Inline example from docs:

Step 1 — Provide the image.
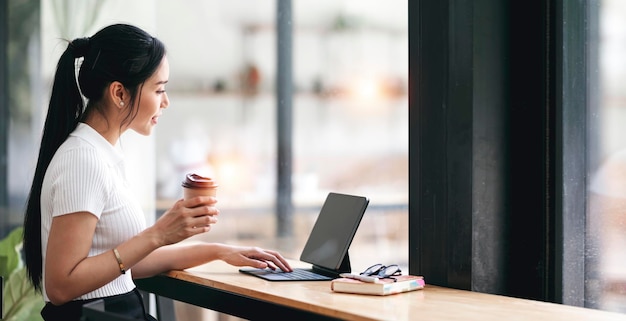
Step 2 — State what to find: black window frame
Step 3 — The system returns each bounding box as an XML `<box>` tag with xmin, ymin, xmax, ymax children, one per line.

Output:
<box><xmin>409</xmin><ymin>0</ymin><xmax>589</xmax><ymax>306</ymax></box>
<box><xmin>0</xmin><ymin>0</ymin><xmax>594</xmax><ymax>308</ymax></box>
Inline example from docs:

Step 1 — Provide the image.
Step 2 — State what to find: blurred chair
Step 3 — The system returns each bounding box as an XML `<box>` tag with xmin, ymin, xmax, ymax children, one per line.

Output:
<box><xmin>139</xmin><ymin>290</ymin><xmax>177</xmax><ymax>321</ymax></box>
<box><xmin>81</xmin><ymin>300</ymin><xmax>139</xmax><ymax>321</ymax></box>
<box><xmin>82</xmin><ymin>290</ymin><xmax>175</xmax><ymax>321</ymax></box>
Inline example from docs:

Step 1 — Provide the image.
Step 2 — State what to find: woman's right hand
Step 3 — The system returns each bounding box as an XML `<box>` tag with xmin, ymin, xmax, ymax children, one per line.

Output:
<box><xmin>150</xmin><ymin>196</ymin><xmax>219</xmax><ymax>246</ymax></box>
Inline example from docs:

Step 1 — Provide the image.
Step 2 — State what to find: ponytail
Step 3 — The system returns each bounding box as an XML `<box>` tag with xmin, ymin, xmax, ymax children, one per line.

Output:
<box><xmin>23</xmin><ymin>24</ymin><xmax>165</xmax><ymax>291</ymax></box>
<box><xmin>23</xmin><ymin>38</ymin><xmax>88</xmax><ymax>291</ymax></box>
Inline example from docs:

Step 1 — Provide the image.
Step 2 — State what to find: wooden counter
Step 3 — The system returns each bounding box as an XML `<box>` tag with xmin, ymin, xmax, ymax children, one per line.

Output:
<box><xmin>135</xmin><ymin>260</ymin><xmax>626</xmax><ymax>321</ymax></box>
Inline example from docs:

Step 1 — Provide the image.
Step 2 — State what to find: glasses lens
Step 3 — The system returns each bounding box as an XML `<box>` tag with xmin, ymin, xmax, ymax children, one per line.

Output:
<box><xmin>378</xmin><ymin>265</ymin><xmax>401</xmax><ymax>277</ymax></box>
<box><xmin>360</xmin><ymin>264</ymin><xmax>384</xmax><ymax>276</ymax></box>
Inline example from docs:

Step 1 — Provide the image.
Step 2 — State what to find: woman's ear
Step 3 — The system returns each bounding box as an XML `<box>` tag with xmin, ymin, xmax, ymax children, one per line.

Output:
<box><xmin>108</xmin><ymin>81</ymin><xmax>127</xmax><ymax>108</ymax></box>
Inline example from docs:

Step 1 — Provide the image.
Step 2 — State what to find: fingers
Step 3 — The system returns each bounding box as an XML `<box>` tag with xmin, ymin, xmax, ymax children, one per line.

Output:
<box><xmin>190</xmin><ymin>205</ymin><xmax>219</xmax><ymax>217</ymax></box>
<box><xmin>246</xmin><ymin>248</ymin><xmax>293</xmax><ymax>272</ymax></box>
<box><xmin>182</xmin><ymin>209</ymin><xmax>218</xmax><ymax>239</ymax></box>
<box><xmin>188</xmin><ymin>206</ymin><xmax>219</xmax><ymax>236</ymax></box>
<box><xmin>180</xmin><ymin>198</ymin><xmax>219</xmax><ymax>231</ymax></box>
<box><xmin>158</xmin><ymin>198</ymin><xmax>219</xmax><ymax>242</ymax></box>
<box><xmin>191</xmin><ymin>213</ymin><xmax>218</xmax><ymax>229</ymax></box>
<box><xmin>268</xmin><ymin>250</ymin><xmax>293</xmax><ymax>272</ymax></box>
<box><xmin>183</xmin><ymin>196</ymin><xmax>218</xmax><ymax>208</ymax></box>
<box><xmin>194</xmin><ymin>225</ymin><xmax>212</xmax><ymax>234</ymax></box>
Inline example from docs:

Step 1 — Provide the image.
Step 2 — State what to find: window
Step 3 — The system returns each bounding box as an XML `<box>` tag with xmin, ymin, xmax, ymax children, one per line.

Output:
<box><xmin>152</xmin><ymin>0</ymin><xmax>408</xmax><ymax>272</ymax></box>
<box><xmin>586</xmin><ymin>0</ymin><xmax>626</xmax><ymax>312</ymax></box>
<box><xmin>3</xmin><ymin>1</ymin><xmax>408</xmax><ymax>318</ymax></box>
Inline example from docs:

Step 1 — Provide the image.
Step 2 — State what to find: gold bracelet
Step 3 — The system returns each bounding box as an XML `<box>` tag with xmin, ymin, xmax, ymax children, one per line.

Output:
<box><xmin>113</xmin><ymin>248</ymin><xmax>126</xmax><ymax>274</ymax></box>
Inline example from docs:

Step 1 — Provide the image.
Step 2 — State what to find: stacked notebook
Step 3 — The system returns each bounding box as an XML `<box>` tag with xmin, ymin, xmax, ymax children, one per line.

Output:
<box><xmin>331</xmin><ymin>275</ymin><xmax>425</xmax><ymax>296</ymax></box>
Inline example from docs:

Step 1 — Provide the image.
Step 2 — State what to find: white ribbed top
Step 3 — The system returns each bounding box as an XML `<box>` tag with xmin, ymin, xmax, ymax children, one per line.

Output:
<box><xmin>41</xmin><ymin>123</ymin><xmax>146</xmax><ymax>301</ymax></box>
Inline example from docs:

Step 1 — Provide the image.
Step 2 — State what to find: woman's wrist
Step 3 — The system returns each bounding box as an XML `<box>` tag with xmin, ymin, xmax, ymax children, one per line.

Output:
<box><xmin>139</xmin><ymin>226</ymin><xmax>167</xmax><ymax>248</ymax></box>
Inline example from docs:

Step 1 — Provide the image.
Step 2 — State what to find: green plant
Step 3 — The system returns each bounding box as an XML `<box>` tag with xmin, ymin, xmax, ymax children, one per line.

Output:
<box><xmin>1</xmin><ymin>227</ymin><xmax>44</xmax><ymax>321</ymax></box>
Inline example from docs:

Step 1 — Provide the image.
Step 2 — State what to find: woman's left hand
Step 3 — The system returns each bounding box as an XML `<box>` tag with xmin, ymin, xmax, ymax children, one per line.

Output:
<box><xmin>219</xmin><ymin>245</ymin><xmax>293</xmax><ymax>272</ymax></box>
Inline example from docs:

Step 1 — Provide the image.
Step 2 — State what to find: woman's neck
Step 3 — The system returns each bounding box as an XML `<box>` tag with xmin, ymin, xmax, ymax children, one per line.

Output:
<box><xmin>83</xmin><ymin>112</ymin><xmax>125</xmax><ymax>146</ymax></box>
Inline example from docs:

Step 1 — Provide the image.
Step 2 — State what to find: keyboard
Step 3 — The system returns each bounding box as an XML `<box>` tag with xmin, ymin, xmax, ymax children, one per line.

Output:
<box><xmin>274</xmin><ymin>268</ymin><xmax>332</xmax><ymax>280</ymax></box>
<box><xmin>239</xmin><ymin>267</ymin><xmax>335</xmax><ymax>281</ymax></box>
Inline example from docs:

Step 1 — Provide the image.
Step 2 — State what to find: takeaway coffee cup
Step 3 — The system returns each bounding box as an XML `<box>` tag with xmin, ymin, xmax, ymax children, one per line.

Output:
<box><xmin>181</xmin><ymin>173</ymin><xmax>218</xmax><ymax>200</ymax></box>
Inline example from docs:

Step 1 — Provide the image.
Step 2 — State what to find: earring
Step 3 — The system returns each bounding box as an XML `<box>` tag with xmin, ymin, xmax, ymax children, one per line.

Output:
<box><xmin>120</xmin><ymin>101</ymin><xmax>125</xmax><ymax>107</ymax></box>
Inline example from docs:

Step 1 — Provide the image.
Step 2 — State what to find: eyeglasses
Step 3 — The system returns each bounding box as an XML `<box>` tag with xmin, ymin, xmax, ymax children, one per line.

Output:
<box><xmin>359</xmin><ymin>264</ymin><xmax>402</xmax><ymax>281</ymax></box>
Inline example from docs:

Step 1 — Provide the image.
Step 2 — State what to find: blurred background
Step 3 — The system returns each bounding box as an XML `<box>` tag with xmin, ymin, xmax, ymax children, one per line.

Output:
<box><xmin>3</xmin><ymin>0</ymin><xmax>407</xmax><ymax>319</ymax></box>
<box><xmin>4</xmin><ymin>0</ymin><xmax>626</xmax><ymax>319</ymax></box>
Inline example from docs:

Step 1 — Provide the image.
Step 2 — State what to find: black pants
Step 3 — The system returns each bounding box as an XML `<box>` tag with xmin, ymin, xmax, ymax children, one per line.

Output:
<box><xmin>41</xmin><ymin>288</ymin><xmax>157</xmax><ymax>321</ymax></box>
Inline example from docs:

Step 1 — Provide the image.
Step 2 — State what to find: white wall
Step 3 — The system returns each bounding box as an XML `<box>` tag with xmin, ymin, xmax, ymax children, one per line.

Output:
<box><xmin>37</xmin><ymin>0</ymin><xmax>409</xmax><ymax>209</ymax></box>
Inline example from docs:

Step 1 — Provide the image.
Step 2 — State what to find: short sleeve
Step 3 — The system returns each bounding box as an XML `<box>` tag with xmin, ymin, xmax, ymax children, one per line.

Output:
<box><xmin>48</xmin><ymin>147</ymin><xmax>111</xmax><ymax>218</ymax></box>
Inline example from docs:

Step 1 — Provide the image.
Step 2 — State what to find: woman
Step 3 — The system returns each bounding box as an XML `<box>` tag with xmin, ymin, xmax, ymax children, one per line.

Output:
<box><xmin>22</xmin><ymin>24</ymin><xmax>292</xmax><ymax>321</ymax></box>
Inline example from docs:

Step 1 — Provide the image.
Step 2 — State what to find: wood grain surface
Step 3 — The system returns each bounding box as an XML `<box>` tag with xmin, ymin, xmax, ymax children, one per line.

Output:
<box><xmin>156</xmin><ymin>260</ymin><xmax>626</xmax><ymax>321</ymax></box>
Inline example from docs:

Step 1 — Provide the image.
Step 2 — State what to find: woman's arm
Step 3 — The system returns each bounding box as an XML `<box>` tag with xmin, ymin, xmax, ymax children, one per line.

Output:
<box><xmin>45</xmin><ymin>212</ymin><xmax>162</xmax><ymax>305</ymax></box>
<box><xmin>132</xmin><ymin>243</ymin><xmax>293</xmax><ymax>279</ymax></box>
<box><xmin>45</xmin><ymin>197</ymin><xmax>217</xmax><ymax>305</ymax></box>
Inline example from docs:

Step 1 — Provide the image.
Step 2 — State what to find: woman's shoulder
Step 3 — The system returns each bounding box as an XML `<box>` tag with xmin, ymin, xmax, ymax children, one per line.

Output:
<box><xmin>53</xmin><ymin>135</ymin><xmax>101</xmax><ymax>162</ymax></box>
<box><xmin>54</xmin><ymin>125</ymin><xmax>119</xmax><ymax>164</ymax></box>
<box><xmin>45</xmin><ymin>140</ymin><xmax>113</xmax><ymax>193</ymax></box>
<box><xmin>48</xmin><ymin>137</ymin><xmax>111</xmax><ymax>179</ymax></box>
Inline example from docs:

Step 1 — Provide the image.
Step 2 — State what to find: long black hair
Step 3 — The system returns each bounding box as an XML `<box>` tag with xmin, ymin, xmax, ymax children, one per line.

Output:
<box><xmin>23</xmin><ymin>24</ymin><xmax>166</xmax><ymax>291</ymax></box>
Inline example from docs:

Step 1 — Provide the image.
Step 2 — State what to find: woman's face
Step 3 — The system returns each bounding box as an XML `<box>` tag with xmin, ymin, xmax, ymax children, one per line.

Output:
<box><xmin>129</xmin><ymin>57</ymin><xmax>170</xmax><ymax>136</ymax></box>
